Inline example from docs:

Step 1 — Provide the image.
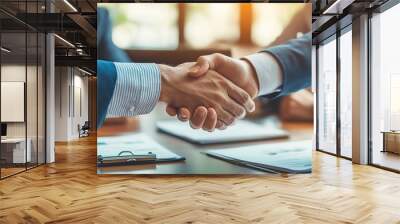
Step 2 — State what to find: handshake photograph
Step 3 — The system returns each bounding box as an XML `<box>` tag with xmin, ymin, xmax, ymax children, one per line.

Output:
<box><xmin>2</xmin><ymin>0</ymin><xmax>400</xmax><ymax>223</ymax></box>
<box><xmin>97</xmin><ymin>3</ymin><xmax>313</xmax><ymax>174</ymax></box>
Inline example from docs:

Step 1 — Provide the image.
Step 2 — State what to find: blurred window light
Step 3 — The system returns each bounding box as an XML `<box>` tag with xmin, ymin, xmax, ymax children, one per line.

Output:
<box><xmin>252</xmin><ymin>4</ymin><xmax>305</xmax><ymax>47</ymax></box>
<box><xmin>391</xmin><ymin>75</ymin><xmax>400</xmax><ymax>113</ymax></box>
<box><xmin>339</xmin><ymin>30</ymin><xmax>352</xmax><ymax>158</ymax></box>
<box><xmin>184</xmin><ymin>3</ymin><xmax>239</xmax><ymax>49</ymax></box>
<box><xmin>372</xmin><ymin>3</ymin><xmax>400</xmax><ymax>130</ymax></box>
<box><xmin>101</xmin><ymin>3</ymin><xmax>179</xmax><ymax>50</ymax></box>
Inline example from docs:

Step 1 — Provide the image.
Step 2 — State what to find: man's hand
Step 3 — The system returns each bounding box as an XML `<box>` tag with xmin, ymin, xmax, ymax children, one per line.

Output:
<box><xmin>166</xmin><ymin>54</ymin><xmax>260</xmax><ymax>131</ymax></box>
<box><xmin>190</xmin><ymin>53</ymin><xmax>259</xmax><ymax>98</ymax></box>
<box><xmin>159</xmin><ymin>62</ymin><xmax>254</xmax><ymax>127</ymax></box>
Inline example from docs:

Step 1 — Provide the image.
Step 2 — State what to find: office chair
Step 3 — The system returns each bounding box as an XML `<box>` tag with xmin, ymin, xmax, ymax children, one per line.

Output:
<box><xmin>79</xmin><ymin>121</ymin><xmax>90</xmax><ymax>138</ymax></box>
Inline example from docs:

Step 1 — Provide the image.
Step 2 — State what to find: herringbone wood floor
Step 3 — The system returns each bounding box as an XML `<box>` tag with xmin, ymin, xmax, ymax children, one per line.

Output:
<box><xmin>1</xmin><ymin>135</ymin><xmax>400</xmax><ymax>224</ymax></box>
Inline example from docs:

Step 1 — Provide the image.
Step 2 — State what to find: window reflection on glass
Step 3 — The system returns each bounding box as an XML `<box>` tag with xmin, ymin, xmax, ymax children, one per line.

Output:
<box><xmin>318</xmin><ymin>39</ymin><xmax>337</xmax><ymax>154</ymax></box>
<box><xmin>184</xmin><ymin>4</ymin><xmax>239</xmax><ymax>48</ymax></box>
<box><xmin>340</xmin><ymin>30</ymin><xmax>352</xmax><ymax>158</ymax></box>
<box><xmin>252</xmin><ymin>4</ymin><xmax>306</xmax><ymax>47</ymax></box>
<box><xmin>101</xmin><ymin>3</ymin><xmax>179</xmax><ymax>50</ymax></box>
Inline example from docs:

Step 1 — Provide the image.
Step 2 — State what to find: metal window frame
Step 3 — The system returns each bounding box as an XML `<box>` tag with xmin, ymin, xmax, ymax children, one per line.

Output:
<box><xmin>315</xmin><ymin>32</ymin><xmax>340</xmax><ymax>157</ymax></box>
<box><xmin>314</xmin><ymin>20</ymin><xmax>353</xmax><ymax>161</ymax></box>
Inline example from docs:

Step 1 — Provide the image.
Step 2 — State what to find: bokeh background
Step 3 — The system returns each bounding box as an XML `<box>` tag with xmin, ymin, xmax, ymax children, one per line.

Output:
<box><xmin>100</xmin><ymin>3</ymin><xmax>310</xmax><ymax>54</ymax></box>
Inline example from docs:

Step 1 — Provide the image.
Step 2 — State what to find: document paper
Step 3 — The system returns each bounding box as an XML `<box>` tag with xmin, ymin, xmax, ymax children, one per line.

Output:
<box><xmin>98</xmin><ymin>133</ymin><xmax>182</xmax><ymax>160</ymax></box>
<box><xmin>206</xmin><ymin>140</ymin><xmax>312</xmax><ymax>173</ymax></box>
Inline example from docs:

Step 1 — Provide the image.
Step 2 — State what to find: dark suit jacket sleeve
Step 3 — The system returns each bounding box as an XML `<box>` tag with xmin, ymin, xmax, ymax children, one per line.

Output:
<box><xmin>263</xmin><ymin>33</ymin><xmax>311</xmax><ymax>97</ymax></box>
<box><xmin>97</xmin><ymin>60</ymin><xmax>117</xmax><ymax>128</ymax></box>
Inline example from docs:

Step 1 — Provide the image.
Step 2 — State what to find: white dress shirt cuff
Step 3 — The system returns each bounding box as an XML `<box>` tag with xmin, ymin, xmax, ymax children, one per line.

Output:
<box><xmin>106</xmin><ymin>62</ymin><xmax>161</xmax><ymax>117</ymax></box>
<box><xmin>244</xmin><ymin>52</ymin><xmax>283</xmax><ymax>97</ymax></box>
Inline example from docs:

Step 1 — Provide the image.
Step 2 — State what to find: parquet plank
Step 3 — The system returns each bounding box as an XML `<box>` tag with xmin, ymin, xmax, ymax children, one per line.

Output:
<box><xmin>0</xmin><ymin>135</ymin><xmax>400</xmax><ymax>224</ymax></box>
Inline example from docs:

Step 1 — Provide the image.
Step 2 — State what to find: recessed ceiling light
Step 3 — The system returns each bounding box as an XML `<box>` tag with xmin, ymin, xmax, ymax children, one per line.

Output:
<box><xmin>78</xmin><ymin>67</ymin><xmax>93</xmax><ymax>76</ymax></box>
<box><xmin>54</xmin><ymin>34</ymin><xmax>75</xmax><ymax>48</ymax></box>
<box><xmin>63</xmin><ymin>0</ymin><xmax>78</xmax><ymax>12</ymax></box>
<box><xmin>322</xmin><ymin>0</ymin><xmax>354</xmax><ymax>15</ymax></box>
<box><xmin>1</xmin><ymin>47</ymin><xmax>11</xmax><ymax>53</ymax></box>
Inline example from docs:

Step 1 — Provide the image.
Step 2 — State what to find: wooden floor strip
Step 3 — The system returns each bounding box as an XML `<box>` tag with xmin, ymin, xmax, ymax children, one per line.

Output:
<box><xmin>0</xmin><ymin>135</ymin><xmax>400</xmax><ymax>223</ymax></box>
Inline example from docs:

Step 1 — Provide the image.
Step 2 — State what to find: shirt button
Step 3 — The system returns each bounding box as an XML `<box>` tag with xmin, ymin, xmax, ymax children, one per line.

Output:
<box><xmin>129</xmin><ymin>106</ymin><xmax>135</xmax><ymax>112</ymax></box>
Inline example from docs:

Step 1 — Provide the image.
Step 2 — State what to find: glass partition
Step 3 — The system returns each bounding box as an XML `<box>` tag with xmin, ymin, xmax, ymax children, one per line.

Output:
<box><xmin>370</xmin><ymin>3</ymin><xmax>400</xmax><ymax>171</ymax></box>
<box><xmin>317</xmin><ymin>37</ymin><xmax>337</xmax><ymax>154</ymax></box>
<box><xmin>1</xmin><ymin>30</ymin><xmax>28</xmax><ymax>177</ymax></box>
<box><xmin>339</xmin><ymin>29</ymin><xmax>352</xmax><ymax>158</ymax></box>
<box><xmin>0</xmin><ymin>1</ymin><xmax>46</xmax><ymax>179</ymax></box>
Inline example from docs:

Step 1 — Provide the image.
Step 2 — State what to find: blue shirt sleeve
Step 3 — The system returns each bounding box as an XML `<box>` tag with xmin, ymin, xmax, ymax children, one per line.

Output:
<box><xmin>106</xmin><ymin>62</ymin><xmax>161</xmax><ymax>117</ymax></box>
<box><xmin>97</xmin><ymin>61</ymin><xmax>161</xmax><ymax>128</ymax></box>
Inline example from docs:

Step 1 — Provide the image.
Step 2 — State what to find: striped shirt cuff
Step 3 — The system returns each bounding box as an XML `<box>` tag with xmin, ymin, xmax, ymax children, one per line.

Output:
<box><xmin>244</xmin><ymin>52</ymin><xmax>283</xmax><ymax>97</ymax></box>
<box><xmin>106</xmin><ymin>63</ymin><xmax>161</xmax><ymax>117</ymax></box>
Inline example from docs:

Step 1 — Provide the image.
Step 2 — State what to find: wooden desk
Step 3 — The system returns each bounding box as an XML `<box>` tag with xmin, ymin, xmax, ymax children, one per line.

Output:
<box><xmin>382</xmin><ymin>131</ymin><xmax>400</xmax><ymax>154</ymax></box>
<box><xmin>1</xmin><ymin>138</ymin><xmax>31</xmax><ymax>164</ymax></box>
<box><xmin>98</xmin><ymin>108</ymin><xmax>313</xmax><ymax>174</ymax></box>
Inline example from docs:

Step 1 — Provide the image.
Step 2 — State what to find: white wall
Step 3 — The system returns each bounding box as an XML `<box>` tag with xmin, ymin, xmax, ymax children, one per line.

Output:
<box><xmin>55</xmin><ymin>67</ymin><xmax>69</xmax><ymax>141</ymax></box>
<box><xmin>71</xmin><ymin>73</ymin><xmax>89</xmax><ymax>138</ymax></box>
<box><xmin>54</xmin><ymin>67</ymin><xmax>89</xmax><ymax>141</ymax></box>
<box><xmin>1</xmin><ymin>65</ymin><xmax>34</xmax><ymax>138</ymax></box>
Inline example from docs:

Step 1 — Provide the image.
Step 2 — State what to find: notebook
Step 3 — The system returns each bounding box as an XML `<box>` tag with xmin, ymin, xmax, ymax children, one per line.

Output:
<box><xmin>205</xmin><ymin>140</ymin><xmax>312</xmax><ymax>173</ymax></box>
<box><xmin>156</xmin><ymin>120</ymin><xmax>288</xmax><ymax>145</ymax></box>
<box><xmin>97</xmin><ymin>133</ymin><xmax>184</xmax><ymax>167</ymax></box>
